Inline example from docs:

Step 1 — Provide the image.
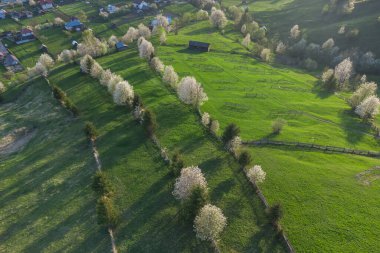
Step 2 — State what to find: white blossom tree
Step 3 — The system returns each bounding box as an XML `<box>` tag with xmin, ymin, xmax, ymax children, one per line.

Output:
<box><xmin>138</xmin><ymin>23</ymin><xmax>151</xmax><ymax>39</ymax></box>
<box><xmin>90</xmin><ymin>61</ymin><xmax>104</xmax><ymax>79</ymax></box>
<box><xmin>290</xmin><ymin>24</ymin><xmax>300</xmax><ymax>40</ymax></box>
<box><xmin>77</xmin><ymin>30</ymin><xmax>108</xmax><ymax>57</ymax></box>
<box><xmin>122</xmin><ymin>27</ymin><xmax>138</xmax><ymax>43</ymax></box>
<box><xmin>322</xmin><ymin>69</ymin><xmax>335</xmax><ymax>85</ymax></box>
<box><xmin>38</xmin><ymin>53</ymin><xmax>54</xmax><ymax>69</ymax></box>
<box><xmin>201</xmin><ymin>112</ymin><xmax>210</xmax><ymax>127</ymax></box>
<box><xmin>108</xmin><ymin>35</ymin><xmax>118</xmax><ymax>47</ymax></box>
<box><xmin>138</xmin><ymin>38</ymin><xmax>154</xmax><ymax>59</ymax></box>
<box><xmin>210</xmin><ymin>9</ymin><xmax>227</xmax><ymax>29</ymax></box>
<box><xmin>80</xmin><ymin>54</ymin><xmax>94</xmax><ymax>73</ymax></box>
<box><xmin>54</xmin><ymin>17</ymin><xmax>64</xmax><ymax>26</ymax></box>
<box><xmin>260</xmin><ymin>48</ymin><xmax>272</xmax><ymax>62</ymax></box>
<box><xmin>177</xmin><ymin>76</ymin><xmax>208</xmax><ymax>106</ymax></box>
<box><xmin>355</xmin><ymin>96</ymin><xmax>380</xmax><ymax>119</ymax></box>
<box><xmin>322</xmin><ymin>38</ymin><xmax>335</xmax><ymax>50</ymax></box>
<box><xmin>226</xmin><ymin>136</ymin><xmax>241</xmax><ymax>154</ymax></box>
<box><xmin>163</xmin><ymin>65</ymin><xmax>179</xmax><ymax>88</ymax></box>
<box><xmin>159</xmin><ymin>31</ymin><xmax>167</xmax><ymax>45</ymax></box>
<box><xmin>194</xmin><ymin>204</ymin><xmax>227</xmax><ymax>242</ymax></box>
<box><xmin>113</xmin><ymin>81</ymin><xmax>134</xmax><ymax>106</ymax></box>
<box><xmin>334</xmin><ymin>58</ymin><xmax>353</xmax><ymax>88</ymax></box>
<box><xmin>276</xmin><ymin>41</ymin><xmax>287</xmax><ymax>54</ymax></box>
<box><xmin>173</xmin><ymin>166</ymin><xmax>208</xmax><ymax>200</ymax></box>
<box><xmin>107</xmin><ymin>74</ymin><xmax>123</xmax><ymax>94</ymax></box>
<box><xmin>246</xmin><ymin>165</ymin><xmax>266</xmax><ymax>184</ymax></box>
<box><xmin>210</xmin><ymin>120</ymin><xmax>219</xmax><ymax>134</ymax></box>
<box><xmin>196</xmin><ymin>9</ymin><xmax>209</xmax><ymax>20</ymax></box>
<box><xmin>27</xmin><ymin>62</ymin><xmax>48</xmax><ymax>77</ymax></box>
<box><xmin>58</xmin><ymin>49</ymin><xmax>77</xmax><ymax>63</ymax></box>
<box><xmin>150</xmin><ymin>57</ymin><xmax>165</xmax><ymax>73</ymax></box>
<box><xmin>349</xmin><ymin>82</ymin><xmax>377</xmax><ymax>109</ymax></box>
<box><xmin>155</xmin><ymin>14</ymin><xmax>170</xmax><ymax>31</ymax></box>
<box><xmin>241</xmin><ymin>33</ymin><xmax>250</xmax><ymax>48</ymax></box>
<box><xmin>100</xmin><ymin>69</ymin><xmax>113</xmax><ymax>86</ymax></box>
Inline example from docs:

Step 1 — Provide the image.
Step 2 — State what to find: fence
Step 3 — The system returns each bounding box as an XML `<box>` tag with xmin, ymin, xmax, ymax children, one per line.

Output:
<box><xmin>243</xmin><ymin>139</ymin><xmax>380</xmax><ymax>157</ymax></box>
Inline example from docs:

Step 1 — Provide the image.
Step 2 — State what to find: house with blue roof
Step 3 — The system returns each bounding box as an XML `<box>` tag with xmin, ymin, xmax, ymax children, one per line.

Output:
<box><xmin>65</xmin><ymin>18</ymin><xmax>84</xmax><ymax>31</ymax></box>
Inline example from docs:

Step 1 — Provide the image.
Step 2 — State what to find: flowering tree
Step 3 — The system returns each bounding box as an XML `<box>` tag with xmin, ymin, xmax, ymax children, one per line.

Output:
<box><xmin>163</xmin><ymin>66</ymin><xmax>179</xmax><ymax>88</ymax></box>
<box><xmin>150</xmin><ymin>57</ymin><xmax>165</xmax><ymax>73</ymax></box>
<box><xmin>138</xmin><ymin>38</ymin><xmax>154</xmax><ymax>59</ymax></box>
<box><xmin>290</xmin><ymin>24</ymin><xmax>300</xmax><ymax>39</ymax></box>
<box><xmin>113</xmin><ymin>81</ymin><xmax>134</xmax><ymax>106</ymax></box>
<box><xmin>177</xmin><ymin>76</ymin><xmax>208</xmax><ymax>107</ymax></box>
<box><xmin>246</xmin><ymin>165</ymin><xmax>266</xmax><ymax>184</ymax></box>
<box><xmin>90</xmin><ymin>62</ymin><xmax>104</xmax><ymax>79</ymax></box>
<box><xmin>226</xmin><ymin>136</ymin><xmax>241</xmax><ymax>154</ymax></box>
<box><xmin>122</xmin><ymin>27</ymin><xmax>138</xmax><ymax>43</ymax></box>
<box><xmin>54</xmin><ymin>17</ymin><xmax>64</xmax><ymax>26</ymax></box>
<box><xmin>355</xmin><ymin>96</ymin><xmax>380</xmax><ymax>119</ymax></box>
<box><xmin>334</xmin><ymin>58</ymin><xmax>353</xmax><ymax>88</ymax></box>
<box><xmin>194</xmin><ymin>204</ymin><xmax>227</xmax><ymax>242</ymax></box>
<box><xmin>159</xmin><ymin>31</ymin><xmax>167</xmax><ymax>45</ymax></box>
<box><xmin>276</xmin><ymin>41</ymin><xmax>287</xmax><ymax>54</ymax></box>
<box><xmin>260</xmin><ymin>48</ymin><xmax>272</xmax><ymax>62</ymax></box>
<box><xmin>80</xmin><ymin>54</ymin><xmax>94</xmax><ymax>73</ymax></box>
<box><xmin>77</xmin><ymin>30</ymin><xmax>108</xmax><ymax>57</ymax></box>
<box><xmin>100</xmin><ymin>69</ymin><xmax>113</xmax><ymax>86</ymax></box>
<box><xmin>201</xmin><ymin>112</ymin><xmax>210</xmax><ymax>127</ymax></box>
<box><xmin>242</xmin><ymin>33</ymin><xmax>250</xmax><ymax>48</ymax></box>
<box><xmin>210</xmin><ymin>120</ymin><xmax>219</xmax><ymax>134</ymax></box>
<box><xmin>58</xmin><ymin>49</ymin><xmax>77</xmax><ymax>63</ymax></box>
<box><xmin>196</xmin><ymin>9</ymin><xmax>209</xmax><ymax>20</ymax></box>
<box><xmin>138</xmin><ymin>23</ymin><xmax>151</xmax><ymax>39</ymax></box>
<box><xmin>107</xmin><ymin>74</ymin><xmax>123</xmax><ymax>94</ymax></box>
<box><xmin>108</xmin><ymin>35</ymin><xmax>118</xmax><ymax>47</ymax></box>
<box><xmin>173</xmin><ymin>166</ymin><xmax>208</xmax><ymax>200</ymax></box>
<box><xmin>38</xmin><ymin>53</ymin><xmax>54</xmax><ymax>69</ymax></box>
<box><xmin>349</xmin><ymin>82</ymin><xmax>377</xmax><ymax>109</ymax></box>
<box><xmin>155</xmin><ymin>14</ymin><xmax>170</xmax><ymax>31</ymax></box>
<box><xmin>322</xmin><ymin>38</ymin><xmax>335</xmax><ymax>50</ymax></box>
<box><xmin>210</xmin><ymin>9</ymin><xmax>227</xmax><ymax>29</ymax></box>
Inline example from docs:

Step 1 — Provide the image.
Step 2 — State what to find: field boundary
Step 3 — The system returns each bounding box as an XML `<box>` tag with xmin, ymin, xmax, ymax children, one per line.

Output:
<box><xmin>243</xmin><ymin>139</ymin><xmax>380</xmax><ymax>157</ymax></box>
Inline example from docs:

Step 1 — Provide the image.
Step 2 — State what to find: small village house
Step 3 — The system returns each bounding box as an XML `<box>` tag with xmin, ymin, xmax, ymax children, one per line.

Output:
<box><xmin>0</xmin><ymin>9</ymin><xmax>6</xmax><ymax>19</ymax></box>
<box><xmin>65</xmin><ymin>18</ymin><xmax>84</xmax><ymax>31</ymax></box>
<box><xmin>15</xmin><ymin>28</ymin><xmax>35</xmax><ymax>44</ymax></box>
<box><xmin>115</xmin><ymin>41</ymin><xmax>127</xmax><ymax>52</ymax></box>
<box><xmin>3</xmin><ymin>53</ymin><xmax>19</xmax><ymax>67</ymax></box>
<box><xmin>39</xmin><ymin>0</ymin><xmax>53</xmax><ymax>10</ymax></box>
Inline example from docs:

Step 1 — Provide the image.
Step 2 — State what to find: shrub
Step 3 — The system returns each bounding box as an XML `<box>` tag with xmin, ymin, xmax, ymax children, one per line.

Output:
<box><xmin>222</xmin><ymin>123</ymin><xmax>240</xmax><ymax>144</ymax></box>
<box><xmin>272</xmin><ymin>118</ymin><xmax>287</xmax><ymax>134</ymax></box>
<box><xmin>143</xmin><ymin>109</ymin><xmax>157</xmax><ymax>138</ymax></box>
<box><xmin>267</xmin><ymin>203</ymin><xmax>283</xmax><ymax>225</ymax></box>
<box><xmin>96</xmin><ymin>196</ymin><xmax>119</xmax><ymax>228</ymax></box>
<box><xmin>238</xmin><ymin>151</ymin><xmax>251</xmax><ymax>167</ymax></box>
<box><xmin>84</xmin><ymin>121</ymin><xmax>98</xmax><ymax>140</ymax></box>
<box><xmin>92</xmin><ymin>171</ymin><xmax>114</xmax><ymax>197</ymax></box>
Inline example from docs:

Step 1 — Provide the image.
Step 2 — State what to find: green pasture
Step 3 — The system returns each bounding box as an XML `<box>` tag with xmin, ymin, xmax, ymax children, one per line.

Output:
<box><xmin>156</xmin><ymin>21</ymin><xmax>380</xmax><ymax>150</ymax></box>
<box><xmin>0</xmin><ymin>79</ymin><xmax>110</xmax><ymax>252</ymax></box>
<box><xmin>249</xmin><ymin>146</ymin><xmax>380</xmax><ymax>252</ymax></box>
<box><xmin>0</xmin><ymin>18</ymin><xmax>21</xmax><ymax>32</ymax></box>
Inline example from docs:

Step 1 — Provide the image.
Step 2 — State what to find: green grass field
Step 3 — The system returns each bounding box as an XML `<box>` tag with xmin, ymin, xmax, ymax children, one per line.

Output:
<box><xmin>157</xmin><ymin>21</ymin><xmax>379</xmax><ymax>150</ymax></box>
<box><xmin>0</xmin><ymin>78</ymin><xmax>110</xmax><ymax>252</ymax></box>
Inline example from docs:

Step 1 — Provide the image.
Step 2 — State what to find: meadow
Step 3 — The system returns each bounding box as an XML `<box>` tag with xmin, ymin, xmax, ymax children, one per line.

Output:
<box><xmin>157</xmin><ymin>21</ymin><xmax>380</xmax><ymax>150</ymax></box>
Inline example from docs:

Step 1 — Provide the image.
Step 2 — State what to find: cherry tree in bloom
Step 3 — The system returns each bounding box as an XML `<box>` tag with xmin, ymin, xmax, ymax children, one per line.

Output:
<box><xmin>210</xmin><ymin>9</ymin><xmax>227</xmax><ymax>29</ymax></box>
<box><xmin>226</xmin><ymin>136</ymin><xmax>241</xmax><ymax>154</ymax></box>
<box><xmin>196</xmin><ymin>9</ymin><xmax>209</xmax><ymax>21</ymax></box>
<box><xmin>138</xmin><ymin>38</ymin><xmax>154</xmax><ymax>59</ymax></box>
<box><xmin>242</xmin><ymin>33</ymin><xmax>250</xmax><ymax>48</ymax></box>
<box><xmin>113</xmin><ymin>81</ymin><xmax>134</xmax><ymax>106</ymax></box>
<box><xmin>159</xmin><ymin>31</ymin><xmax>167</xmax><ymax>45</ymax></box>
<box><xmin>107</xmin><ymin>74</ymin><xmax>123</xmax><ymax>94</ymax></box>
<box><xmin>100</xmin><ymin>69</ymin><xmax>113</xmax><ymax>86</ymax></box>
<box><xmin>90</xmin><ymin>61</ymin><xmax>104</xmax><ymax>79</ymax></box>
<box><xmin>246</xmin><ymin>165</ymin><xmax>266</xmax><ymax>184</ymax></box>
<box><xmin>201</xmin><ymin>112</ymin><xmax>210</xmax><ymax>127</ymax></box>
<box><xmin>334</xmin><ymin>58</ymin><xmax>353</xmax><ymax>88</ymax></box>
<box><xmin>58</xmin><ymin>49</ymin><xmax>77</xmax><ymax>63</ymax></box>
<box><xmin>173</xmin><ymin>166</ymin><xmax>208</xmax><ymax>200</ymax></box>
<box><xmin>210</xmin><ymin>120</ymin><xmax>219</xmax><ymax>134</ymax></box>
<box><xmin>355</xmin><ymin>96</ymin><xmax>380</xmax><ymax>119</ymax></box>
<box><xmin>177</xmin><ymin>76</ymin><xmax>208</xmax><ymax>106</ymax></box>
<box><xmin>138</xmin><ymin>23</ymin><xmax>151</xmax><ymax>39</ymax></box>
<box><xmin>155</xmin><ymin>14</ymin><xmax>170</xmax><ymax>31</ymax></box>
<box><xmin>194</xmin><ymin>204</ymin><xmax>227</xmax><ymax>242</ymax></box>
<box><xmin>276</xmin><ymin>41</ymin><xmax>287</xmax><ymax>54</ymax></box>
<box><xmin>80</xmin><ymin>54</ymin><xmax>94</xmax><ymax>73</ymax></box>
<box><xmin>349</xmin><ymin>82</ymin><xmax>377</xmax><ymax>109</ymax></box>
<box><xmin>163</xmin><ymin>65</ymin><xmax>179</xmax><ymax>88</ymax></box>
<box><xmin>290</xmin><ymin>24</ymin><xmax>300</xmax><ymax>39</ymax></box>
<box><xmin>122</xmin><ymin>27</ymin><xmax>138</xmax><ymax>43</ymax></box>
<box><xmin>150</xmin><ymin>57</ymin><xmax>165</xmax><ymax>73</ymax></box>
<box><xmin>38</xmin><ymin>53</ymin><xmax>54</xmax><ymax>69</ymax></box>
<box><xmin>108</xmin><ymin>35</ymin><xmax>118</xmax><ymax>47</ymax></box>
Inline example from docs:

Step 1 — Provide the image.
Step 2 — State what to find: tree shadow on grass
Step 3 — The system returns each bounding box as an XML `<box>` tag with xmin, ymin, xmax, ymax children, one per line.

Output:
<box><xmin>339</xmin><ymin>109</ymin><xmax>374</xmax><ymax>146</ymax></box>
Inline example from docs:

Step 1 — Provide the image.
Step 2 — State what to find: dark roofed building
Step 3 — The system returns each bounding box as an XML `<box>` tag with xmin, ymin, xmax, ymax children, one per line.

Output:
<box><xmin>188</xmin><ymin>41</ymin><xmax>210</xmax><ymax>52</ymax></box>
<box><xmin>4</xmin><ymin>54</ymin><xmax>19</xmax><ymax>67</ymax></box>
<box><xmin>115</xmin><ymin>41</ymin><xmax>127</xmax><ymax>51</ymax></box>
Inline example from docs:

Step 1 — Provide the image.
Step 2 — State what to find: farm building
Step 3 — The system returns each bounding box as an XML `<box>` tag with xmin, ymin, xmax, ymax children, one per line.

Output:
<box><xmin>65</xmin><ymin>18</ymin><xmax>84</xmax><ymax>31</ymax></box>
<box><xmin>115</xmin><ymin>42</ymin><xmax>127</xmax><ymax>51</ymax></box>
<box><xmin>0</xmin><ymin>9</ymin><xmax>6</xmax><ymax>19</ymax></box>
<box><xmin>133</xmin><ymin>0</ymin><xmax>149</xmax><ymax>10</ymax></box>
<box><xmin>39</xmin><ymin>0</ymin><xmax>53</xmax><ymax>10</ymax></box>
<box><xmin>107</xmin><ymin>4</ymin><xmax>118</xmax><ymax>14</ymax></box>
<box><xmin>15</xmin><ymin>28</ymin><xmax>35</xmax><ymax>44</ymax></box>
<box><xmin>188</xmin><ymin>41</ymin><xmax>210</xmax><ymax>52</ymax></box>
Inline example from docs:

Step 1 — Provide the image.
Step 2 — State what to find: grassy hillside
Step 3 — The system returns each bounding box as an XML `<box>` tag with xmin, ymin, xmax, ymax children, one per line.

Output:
<box><xmin>249</xmin><ymin>146</ymin><xmax>380</xmax><ymax>252</ymax></box>
<box><xmin>0</xmin><ymin>79</ymin><xmax>110</xmax><ymax>252</ymax></box>
<box><xmin>157</xmin><ymin>21</ymin><xmax>379</xmax><ymax>150</ymax></box>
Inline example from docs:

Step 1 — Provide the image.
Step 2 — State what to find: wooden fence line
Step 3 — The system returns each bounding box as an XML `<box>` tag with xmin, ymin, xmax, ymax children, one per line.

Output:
<box><xmin>243</xmin><ymin>139</ymin><xmax>380</xmax><ymax>157</ymax></box>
